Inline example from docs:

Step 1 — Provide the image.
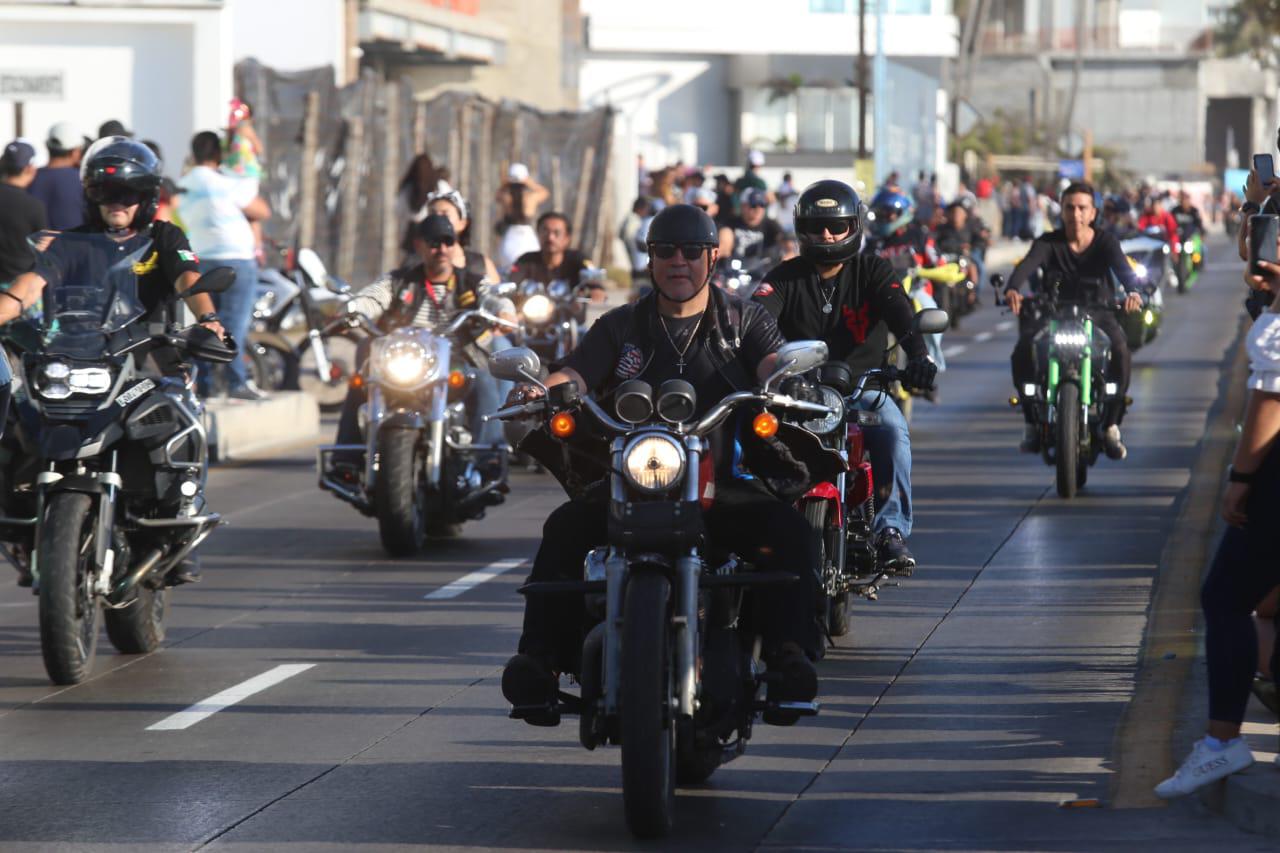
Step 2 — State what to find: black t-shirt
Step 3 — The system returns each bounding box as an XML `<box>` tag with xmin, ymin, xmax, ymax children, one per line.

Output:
<box><xmin>726</xmin><ymin>216</ymin><xmax>782</xmax><ymax>260</ymax></box>
<box><xmin>1171</xmin><ymin>205</ymin><xmax>1203</xmax><ymax>236</ymax></box>
<box><xmin>1006</xmin><ymin>228</ymin><xmax>1138</xmax><ymax>303</ymax></box>
<box><xmin>934</xmin><ymin>222</ymin><xmax>974</xmax><ymax>256</ymax></box>
<box><xmin>27</xmin><ymin>167</ymin><xmax>84</xmax><ymax>231</ymax></box>
<box><xmin>511</xmin><ymin>249</ymin><xmax>598</xmax><ymax>291</ymax></box>
<box><xmin>61</xmin><ymin>221</ymin><xmax>201</xmax><ymax>315</ymax></box>
<box><xmin>756</xmin><ymin>254</ymin><xmax>925</xmax><ymax>378</ymax></box>
<box><xmin>0</xmin><ymin>184</ymin><xmax>47</xmax><ymax>282</ymax></box>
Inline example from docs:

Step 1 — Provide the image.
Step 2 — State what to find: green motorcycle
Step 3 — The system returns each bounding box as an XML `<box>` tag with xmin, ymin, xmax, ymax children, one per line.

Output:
<box><xmin>1174</xmin><ymin>227</ymin><xmax>1203</xmax><ymax>293</ymax></box>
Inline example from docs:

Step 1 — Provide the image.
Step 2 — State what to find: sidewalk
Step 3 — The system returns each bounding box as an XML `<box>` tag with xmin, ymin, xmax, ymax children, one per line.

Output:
<box><xmin>204</xmin><ymin>390</ymin><xmax>320</xmax><ymax>464</ymax></box>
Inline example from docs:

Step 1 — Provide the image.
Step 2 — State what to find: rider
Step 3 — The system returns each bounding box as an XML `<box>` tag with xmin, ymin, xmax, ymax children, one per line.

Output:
<box><xmin>1170</xmin><ymin>189</ymin><xmax>1204</xmax><ymax>243</ymax></box>
<box><xmin>0</xmin><ymin>136</ymin><xmax>227</xmax><ymax>585</ymax></box>
<box><xmin>1003</xmin><ymin>182</ymin><xmax>1145</xmax><ymax>460</ymax></box>
<box><xmin>501</xmin><ymin>203</ymin><xmax>822</xmax><ymax>726</ymax></box>
<box><xmin>1137</xmin><ymin>195</ymin><xmax>1179</xmax><ymax>245</ymax></box>
<box><xmin>328</xmin><ymin>214</ymin><xmax>515</xmax><ymax>473</ymax></box>
<box><xmin>723</xmin><ymin>187</ymin><xmax>783</xmax><ymax>261</ymax></box>
<box><xmin>510</xmin><ymin>211</ymin><xmax>604</xmax><ymax>300</ymax></box>
<box><xmin>865</xmin><ymin>188</ymin><xmax>936</xmax><ymax>267</ymax></box>
<box><xmin>756</xmin><ymin>180</ymin><xmax>937</xmax><ymax>574</ymax></box>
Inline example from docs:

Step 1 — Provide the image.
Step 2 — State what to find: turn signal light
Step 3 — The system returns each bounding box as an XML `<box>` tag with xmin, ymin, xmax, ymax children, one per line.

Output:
<box><xmin>752</xmin><ymin>412</ymin><xmax>779</xmax><ymax>439</ymax></box>
<box><xmin>550</xmin><ymin>412</ymin><xmax>576</xmax><ymax>438</ymax></box>
<box><xmin>448</xmin><ymin>370</ymin><xmax>467</xmax><ymax>389</ymax></box>
<box><xmin>350</xmin><ymin>374</ymin><xmax>364</xmax><ymax>389</ymax></box>
<box><xmin>1008</xmin><ymin>396</ymin><xmax>1020</xmax><ymax>407</ymax></box>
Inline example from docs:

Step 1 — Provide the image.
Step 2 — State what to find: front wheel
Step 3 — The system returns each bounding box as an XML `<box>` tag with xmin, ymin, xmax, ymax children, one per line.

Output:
<box><xmin>621</xmin><ymin>572</ymin><xmax>675</xmax><ymax>839</ymax></box>
<box><xmin>375</xmin><ymin>429</ymin><xmax>425</xmax><ymax>557</ymax></box>
<box><xmin>1055</xmin><ymin>383</ymin><xmax>1081</xmax><ymax>499</ymax></box>
<box><xmin>38</xmin><ymin>492</ymin><xmax>100</xmax><ymax>684</ymax></box>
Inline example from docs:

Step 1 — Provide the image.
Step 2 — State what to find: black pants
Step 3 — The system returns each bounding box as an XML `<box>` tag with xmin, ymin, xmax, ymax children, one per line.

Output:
<box><xmin>1201</xmin><ymin>447</ymin><xmax>1280</xmax><ymax>724</ymax></box>
<box><xmin>517</xmin><ymin>483</ymin><xmax>822</xmax><ymax>668</ymax></box>
<box><xmin>1011</xmin><ymin>309</ymin><xmax>1130</xmax><ymax>428</ymax></box>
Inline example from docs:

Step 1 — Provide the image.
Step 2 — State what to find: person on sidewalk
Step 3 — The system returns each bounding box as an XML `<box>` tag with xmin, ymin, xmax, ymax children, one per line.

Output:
<box><xmin>176</xmin><ymin>130</ymin><xmax>271</xmax><ymax>400</ymax></box>
<box><xmin>28</xmin><ymin>122</ymin><xmax>87</xmax><ymax>231</ymax></box>
<box><xmin>0</xmin><ymin>140</ymin><xmax>46</xmax><ymax>287</ymax></box>
<box><xmin>1154</xmin><ymin>252</ymin><xmax>1280</xmax><ymax>798</ymax></box>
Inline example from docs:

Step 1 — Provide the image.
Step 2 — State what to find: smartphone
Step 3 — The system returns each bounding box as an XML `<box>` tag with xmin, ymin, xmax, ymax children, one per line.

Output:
<box><xmin>1249</xmin><ymin>214</ymin><xmax>1279</xmax><ymax>274</ymax></box>
<box><xmin>1255</xmin><ymin>153</ymin><xmax>1276</xmax><ymax>185</ymax></box>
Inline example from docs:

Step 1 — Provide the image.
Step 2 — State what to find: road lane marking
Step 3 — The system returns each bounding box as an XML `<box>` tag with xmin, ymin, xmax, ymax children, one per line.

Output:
<box><xmin>146</xmin><ymin>664</ymin><xmax>316</xmax><ymax>731</ymax></box>
<box><xmin>973</xmin><ymin>331</ymin><xmax>993</xmax><ymax>343</ymax></box>
<box><xmin>942</xmin><ymin>344</ymin><xmax>967</xmax><ymax>358</ymax></box>
<box><xmin>996</xmin><ymin>320</ymin><xmax>1014</xmax><ymax>332</ymax></box>
<box><xmin>425</xmin><ymin>558</ymin><xmax>526</xmax><ymax>600</ymax></box>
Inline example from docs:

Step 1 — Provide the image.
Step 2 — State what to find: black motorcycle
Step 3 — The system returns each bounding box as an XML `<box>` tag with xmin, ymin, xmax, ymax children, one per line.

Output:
<box><xmin>487</xmin><ymin>341</ymin><xmax>834</xmax><ymax>839</ymax></box>
<box><xmin>0</xmin><ymin>233</ymin><xmax>236</xmax><ymax>684</ymax></box>
<box><xmin>513</xmin><ymin>277</ymin><xmax>592</xmax><ymax>364</ymax></box>
<box><xmin>317</xmin><ymin>298</ymin><xmax>516</xmax><ymax>555</ymax></box>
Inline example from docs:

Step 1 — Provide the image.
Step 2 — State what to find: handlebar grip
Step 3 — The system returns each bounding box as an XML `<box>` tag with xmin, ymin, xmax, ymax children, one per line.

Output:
<box><xmin>481</xmin><ymin>400</ymin><xmax>546</xmax><ymax>422</ymax></box>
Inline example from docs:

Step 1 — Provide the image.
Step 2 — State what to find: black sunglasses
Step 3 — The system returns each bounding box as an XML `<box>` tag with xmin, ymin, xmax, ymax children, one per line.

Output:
<box><xmin>799</xmin><ymin>218</ymin><xmax>852</xmax><ymax>238</ymax></box>
<box><xmin>650</xmin><ymin>243</ymin><xmax>709</xmax><ymax>261</ymax></box>
<box><xmin>427</xmin><ymin>237</ymin><xmax>457</xmax><ymax>248</ymax></box>
<box><xmin>87</xmin><ymin>185</ymin><xmax>145</xmax><ymax>207</ymax></box>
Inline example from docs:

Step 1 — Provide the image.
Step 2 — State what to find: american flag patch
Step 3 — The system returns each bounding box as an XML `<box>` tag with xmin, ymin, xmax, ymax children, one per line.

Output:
<box><xmin>614</xmin><ymin>343</ymin><xmax>644</xmax><ymax>379</ymax></box>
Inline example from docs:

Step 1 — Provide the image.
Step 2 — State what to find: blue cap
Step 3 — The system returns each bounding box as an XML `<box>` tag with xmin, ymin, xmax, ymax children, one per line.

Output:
<box><xmin>1</xmin><ymin>139</ymin><xmax>36</xmax><ymax>171</ymax></box>
<box><xmin>743</xmin><ymin>188</ymin><xmax>768</xmax><ymax>208</ymax></box>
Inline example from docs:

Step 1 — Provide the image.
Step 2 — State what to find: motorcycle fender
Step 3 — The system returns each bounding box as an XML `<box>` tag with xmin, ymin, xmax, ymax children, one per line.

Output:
<box><xmin>380</xmin><ymin>409</ymin><xmax>427</xmax><ymax>431</ymax></box>
<box><xmin>38</xmin><ymin>421</ymin><xmax>123</xmax><ymax>462</ymax></box>
<box><xmin>41</xmin><ymin>473</ymin><xmax>105</xmax><ymax>496</ymax></box>
<box><xmin>801</xmin><ymin>483</ymin><xmax>843</xmax><ymax>529</ymax></box>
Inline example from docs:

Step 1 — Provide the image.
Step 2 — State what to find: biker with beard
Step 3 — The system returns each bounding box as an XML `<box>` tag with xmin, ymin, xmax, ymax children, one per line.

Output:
<box><xmin>1003</xmin><ymin>182</ymin><xmax>1145</xmax><ymax>460</ymax></box>
<box><xmin>755</xmin><ymin>180</ymin><xmax>936</xmax><ymax>573</ymax></box>
<box><xmin>501</xmin><ymin>204</ymin><xmax>823</xmax><ymax>726</ymax></box>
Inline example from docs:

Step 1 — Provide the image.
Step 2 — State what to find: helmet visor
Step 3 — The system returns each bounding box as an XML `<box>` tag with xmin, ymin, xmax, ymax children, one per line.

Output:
<box><xmin>85</xmin><ymin>184</ymin><xmax>147</xmax><ymax>207</ymax></box>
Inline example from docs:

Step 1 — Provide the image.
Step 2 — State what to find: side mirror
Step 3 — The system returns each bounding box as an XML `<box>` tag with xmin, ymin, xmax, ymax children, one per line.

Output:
<box><xmin>297</xmin><ymin>248</ymin><xmax>329</xmax><ymax>288</ymax></box>
<box><xmin>180</xmin><ymin>266</ymin><xmax>236</xmax><ymax>299</ymax></box>
<box><xmin>989</xmin><ymin>273</ymin><xmax>1005</xmax><ymax>291</ymax></box>
<box><xmin>489</xmin><ymin>346</ymin><xmax>543</xmax><ymax>384</ymax></box>
<box><xmin>913</xmin><ymin>308</ymin><xmax>950</xmax><ymax>335</ymax></box>
<box><xmin>490</xmin><ymin>281</ymin><xmax>519</xmax><ymax>297</ymax></box>
<box><xmin>766</xmin><ymin>340</ymin><xmax>829</xmax><ymax>389</ymax></box>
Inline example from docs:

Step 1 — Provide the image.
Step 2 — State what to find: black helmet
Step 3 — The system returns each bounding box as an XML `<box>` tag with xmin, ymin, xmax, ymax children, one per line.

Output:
<box><xmin>81</xmin><ymin>136</ymin><xmax>163</xmax><ymax>230</ymax></box>
<box><xmin>646</xmin><ymin>203</ymin><xmax>719</xmax><ymax>247</ymax></box>
<box><xmin>794</xmin><ymin>180</ymin><xmax>863</xmax><ymax>264</ymax></box>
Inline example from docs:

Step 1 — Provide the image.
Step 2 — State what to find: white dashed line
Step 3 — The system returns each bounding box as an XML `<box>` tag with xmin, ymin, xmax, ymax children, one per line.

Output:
<box><xmin>425</xmin><ymin>558</ymin><xmax>526</xmax><ymax>600</ymax></box>
<box><xmin>996</xmin><ymin>320</ymin><xmax>1014</xmax><ymax>332</ymax></box>
<box><xmin>146</xmin><ymin>664</ymin><xmax>316</xmax><ymax>731</ymax></box>
<box><xmin>942</xmin><ymin>344</ymin><xmax>968</xmax><ymax>358</ymax></box>
<box><xmin>973</xmin><ymin>331</ymin><xmax>993</xmax><ymax>343</ymax></box>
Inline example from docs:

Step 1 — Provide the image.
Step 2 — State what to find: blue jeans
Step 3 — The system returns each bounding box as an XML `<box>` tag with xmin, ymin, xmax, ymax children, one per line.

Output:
<box><xmin>472</xmin><ymin>334</ymin><xmax>513</xmax><ymax>447</ymax></box>
<box><xmin>850</xmin><ymin>390</ymin><xmax>912</xmax><ymax>537</ymax></box>
<box><xmin>197</xmin><ymin>257</ymin><xmax>258</xmax><ymax>394</ymax></box>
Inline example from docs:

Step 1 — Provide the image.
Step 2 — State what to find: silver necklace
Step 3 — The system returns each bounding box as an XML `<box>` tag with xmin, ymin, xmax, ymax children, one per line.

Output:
<box><xmin>820</xmin><ymin>279</ymin><xmax>838</xmax><ymax>314</ymax></box>
<box><xmin>659</xmin><ymin>312</ymin><xmax>704</xmax><ymax>374</ymax></box>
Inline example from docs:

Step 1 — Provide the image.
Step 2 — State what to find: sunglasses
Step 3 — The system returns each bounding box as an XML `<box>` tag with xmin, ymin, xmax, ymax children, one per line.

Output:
<box><xmin>426</xmin><ymin>237</ymin><xmax>457</xmax><ymax>249</ymax></box>
<box><xmin>799</xmin><ymin>219</ymin><xmax>852</xmax><ymax>238</ymax></box>
<box><xmin>650</xmin><ymin>243</ymin><xmax>709</xmax><ymax>261</ymax></box>
<box><xmin>87</xmin><ymin>185</ymin><xmax>145</xmax><ymax>207</ymax></box>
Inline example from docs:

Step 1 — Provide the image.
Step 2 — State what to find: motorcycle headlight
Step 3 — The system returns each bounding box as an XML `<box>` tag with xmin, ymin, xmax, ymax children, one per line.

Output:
<box><xmin>37</xmin><ymin>361</ymin><xmax>112</xmax><ymax>399</ymax></box>
<box><xmin>622</xmin><ymin>434</ymin><xmax>686</xmax><ymax>494</ymax></box>
<box><xmin>548</xmin><ymin>279</ymin><xmax>571</xmax><ymax>300</ymax></box>
<box><xmin>522</xmin><ymin>293</ymin><xmax>555</xmax><ymax>325</ymax></box>
<box><xmin>1133</xmin><ymin>263</ymin><xmax>1147</xmax><ymax>280</ymax></box>
<box><xmin>802</xmin><ymin>386</ymin><xmax>845</xmax><ymax>434</ymax></box>
<box><xmin>379</xmin><ymin>340</ymin><xmax>437</xmax><ymax>389</ymax></box>
<box><xmin>1052</xmin><ymin>326</ymin><xmax>1088</xmax><ymax>357</ymax></box>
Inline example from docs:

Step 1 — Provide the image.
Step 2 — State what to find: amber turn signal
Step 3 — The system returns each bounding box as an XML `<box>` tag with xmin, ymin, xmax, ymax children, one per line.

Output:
<box><xmin>448</xmin><ymin>370</ymin><xmax>467</xmax><ymax>389</ymax></box>
<box><xmin>752</xmin><ymin>412</ymin><xmax>779</xmax><ymax>439</ymax></box>
<box><xmin>550</xmin><ymin>412</ymin><xmax>576</xmax><ymax>438</ymax></box>
<box><xmin>350</xmin><ymin>374</ymin><xmax>364</xmax><ymax>389</ymax></box>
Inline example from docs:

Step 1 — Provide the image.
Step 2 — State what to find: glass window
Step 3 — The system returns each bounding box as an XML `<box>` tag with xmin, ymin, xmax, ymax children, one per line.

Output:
<box><xmin>742</xmin><ymin>88</ymin><xmax>794</xmax><ymax>153</ymax></box>
<box><xmin>809</xmin><ymin>0</ymin><xmax>850</xmax><ymax>13</ymax></box>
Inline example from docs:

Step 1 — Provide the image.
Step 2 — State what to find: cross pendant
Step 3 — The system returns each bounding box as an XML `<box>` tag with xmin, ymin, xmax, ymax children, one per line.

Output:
<box><xmin>676</xmin><ymin>358</ymin><xmax>685</xmax><ymax>374</ymax></box>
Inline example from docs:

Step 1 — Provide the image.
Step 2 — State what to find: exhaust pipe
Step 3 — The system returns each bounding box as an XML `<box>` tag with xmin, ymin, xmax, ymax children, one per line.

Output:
<box><xmin>109</xmin><ymin>548</ymin><xmax>165</xmax><ymax>600</ymax></box>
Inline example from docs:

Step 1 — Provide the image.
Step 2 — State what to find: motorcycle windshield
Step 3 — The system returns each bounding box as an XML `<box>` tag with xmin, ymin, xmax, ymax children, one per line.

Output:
<box><xmin>35</xmin><ymin>232</ymin><xmax>150</xmax><ymax>359</ymax></box>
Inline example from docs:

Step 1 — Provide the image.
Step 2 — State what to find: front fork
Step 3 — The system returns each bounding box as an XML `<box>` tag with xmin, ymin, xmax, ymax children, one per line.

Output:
<box><xmin>32</xmin><ymin>454</ymin><xmax>120</xmax><ymax>596</ymax></box>
<box><xmin>306</xmin><ymin>327</ymin><xmax>334</xmax><ymax>382</ymax></box>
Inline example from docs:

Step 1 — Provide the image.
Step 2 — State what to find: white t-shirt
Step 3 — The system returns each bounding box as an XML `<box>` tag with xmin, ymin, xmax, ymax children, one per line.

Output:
<box><xmin>1247</xmin><ymin>308</ymin><xmax>1280</xmax><ymax>393</ymax></box>
<box><xmin>176</xmin><ymin>166</ymin><xmax>258</xmax><ymax>260</ymax></box>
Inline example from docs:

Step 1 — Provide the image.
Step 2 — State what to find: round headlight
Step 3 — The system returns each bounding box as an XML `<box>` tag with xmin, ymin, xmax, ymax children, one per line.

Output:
<box><xmin>381</xmin><ymin>340</ymin><xmax>434</xmax><ymax>387</ymax></box>
<box><xmin>623</xmin><ymin>434</ymin><xmax>686</xmax><ymax>493</ymax></box>
<box><xmin>802</xmin><ymin>386</ymin><xmax>845</xmax><ymax>434</ymax></box>
<box><xmin>548</xmin><ymin>279</ymin><xmax>571</xmax><ymax>299</ymax></box>
<box><xmin>522</xmin><ymin>293</ymin><xmax>555</xmax><ymax>324</ymax></box>
<box><xmin>43</xmin><ymin>361</ymin><xmax>71</xmax><ymax>381</ymax></box>
<box><xmin>1133</xmin><ymin>263</ymin><xmax>1148</xmax><ymax>280</ymax></box>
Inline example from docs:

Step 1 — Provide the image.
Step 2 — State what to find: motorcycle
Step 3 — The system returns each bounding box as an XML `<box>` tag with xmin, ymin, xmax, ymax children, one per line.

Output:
<box><xmin>994</xmin><ymin>272</ymin><xmax>1136</xmax><ymax>499</ymax></box>
<box><xmin>1119</xmin><ymin>231</ymin><xmax>1169</xmax><ymax>350</ymax></box>
<box><xmin>785</xmin><ymin>310</ymin><xmax>950</xmax><ymax>639</ymax></box>
<box><xmin>711</xmin><ymin>254</ymin><xmax>775</xmax><ymax>300</ymax></box>
<box><xmin>923</xmin><ymin>254</ymin><xmax>976</xmax><ymax>328</ymax></box>
<box><xmin>485</xmin><ymin>341</ymin><xmax>834</xmax><ymax>839</ymax></box>
<box><xmin>317</xmin><ymin>298</ymin><xmax>516</xmax><ymax>556</ymax></box>
<box><xmin>514</xmin><ymin>278</ymin><xmax>585</xmax><ymax>364</ymax></box>
<box><xmin>1173</xmin><ymin>225</ymin><xmax>1204</xmax><ymax>293</ymax></box>
<box><xmin>249</xmin><ymin>246</ymin><xmax>356</xmax><ymax>410</ymax></box>
<box><xmin>0</xmin><ymin>233</ymin><xmax>237</xmax><ymax>684</ymax></box>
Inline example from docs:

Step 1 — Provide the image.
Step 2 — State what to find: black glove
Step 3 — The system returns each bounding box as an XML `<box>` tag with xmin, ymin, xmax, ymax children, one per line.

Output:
<box><xmin>901</xmin><ymin>356</ymin><xmax>938</xmax><ymax>392</ymax></box>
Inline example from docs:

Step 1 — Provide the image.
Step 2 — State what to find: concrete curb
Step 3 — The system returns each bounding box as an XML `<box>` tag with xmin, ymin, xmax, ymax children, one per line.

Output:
<box><xmin>204</xmin><ymin>391</ymin><xmax>321</xmax><ymax>464</ymax></box>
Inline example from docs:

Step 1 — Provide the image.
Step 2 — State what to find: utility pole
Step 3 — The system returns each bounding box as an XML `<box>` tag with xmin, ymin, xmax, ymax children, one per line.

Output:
<box><xmin>858</xmin><ymin>0</ymin><xmax>868</xmax><ymax>159</ymax></box>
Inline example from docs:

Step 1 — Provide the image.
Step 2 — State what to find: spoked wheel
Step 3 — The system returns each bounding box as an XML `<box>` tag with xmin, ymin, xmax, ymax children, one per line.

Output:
<box><xmin>375</xmin><ymin>428</ymin><xmax>425</xmax><ymax>557</ymax></box>
<box><xmin>299</xmin><ymin>333</ymin><xmax>357</xmax><ymax>411</ymax></box>
<box><xmin>621</xmin><ymin>572</ymin><xmax>676</xmax><ymax>839</ymax></box>
<box><xmin>1055</xmin><ymin>383</ymin><xmax>1081</xmax><ymax>499</ymax></box>
<box><xmin>38</xmin><ymin>492</ymin><xmax>100</xmax><ymax>685</ymax></box>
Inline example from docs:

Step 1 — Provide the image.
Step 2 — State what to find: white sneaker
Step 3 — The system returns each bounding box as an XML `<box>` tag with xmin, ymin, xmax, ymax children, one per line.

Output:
<box><xmin>1154</xmin><ymin>737</ymin><xmax>1254</xmax><ymax>799</ymax></box>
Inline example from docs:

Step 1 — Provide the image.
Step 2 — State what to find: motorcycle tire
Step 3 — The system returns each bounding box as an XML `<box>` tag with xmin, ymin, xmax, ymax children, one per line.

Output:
<box><xmin>299</xmin><ymin>333</ymin><xmax>358</xmax><ymax>412</ymax></box>
<box><xmin>38</xmin><ymin>492</ymin><xmax>100</xmax><ymax>685</ymax></box>
<box><xmin>104</xmin><ymin>582</ymin><xmax>167</xmax><ymax>654</ymax></box>
<box><xmin>375</xmin><ymin>428</ymin><xmax>425</xmax><ymax>557</ymax></box>
<box><xmin>1055</xmin><ymin>383</ymin><xmax>1081</xmax><ymax>499</ymax></box>
<box><xmin>1176</xmin><ymin>259</ymin><xmax>1189</xmax><ymax>294</ymax></box>
<box><xmin>620</xmin><ymin>571</ymin><xmax>676</xmax><ymax>839</ymax></box>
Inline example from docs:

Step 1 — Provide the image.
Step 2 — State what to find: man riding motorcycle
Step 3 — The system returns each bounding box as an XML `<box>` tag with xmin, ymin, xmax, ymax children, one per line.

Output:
<box><xmin>500</xmin><ymin>203</ymin><xmax>822</xmax><ymax>725</ymax></box>
<box><xmin>756</xmin><ymin>180</ymin><xmax>936</xmax><ymax>573</ymax></box>
<box><xmin>509</xmin><ymin>211</ymin><xmax>605</xmax><ymax>308</ymax></box>
<box><xmin>1170</xmin><ymin>190</ymin><xmax>1204</xmax><ymax>240</ymax></box>
<box><xmin>0</xmin><ymin>136</ymin><xmax>227</xmax><ymax>585</ymax></box>
<box><xmin>1003</xmin><ymin>182</ymin><xmax>1144</xmax><ymax>460</ymax></box>
<box><xmin>328</xmin><ymin>214</ymin><xmax>515</xmax><ymax>475</ymax></box>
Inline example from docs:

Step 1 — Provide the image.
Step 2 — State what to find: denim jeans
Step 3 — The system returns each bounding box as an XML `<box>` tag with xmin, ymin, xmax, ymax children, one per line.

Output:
<box><xmin>471</xmin><ymin>334</ymin><xmax>512</xmax><ymax>446</ymax></box>
<box><xmin>849</xmin><ymin>390</ymin><xmax>912</xmax><ymax>537</ymax></box>
<box><xmin>197</xmin><ymin>257</ymin><xmax>258</xmax><ymax>395</ymax></box>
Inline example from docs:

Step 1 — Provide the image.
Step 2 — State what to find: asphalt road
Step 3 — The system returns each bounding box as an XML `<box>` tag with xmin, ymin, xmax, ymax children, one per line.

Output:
<box><xmin>1</xmin><ymin>239</ymin><xmax>1277</xmax><ymax>852</ymax></box>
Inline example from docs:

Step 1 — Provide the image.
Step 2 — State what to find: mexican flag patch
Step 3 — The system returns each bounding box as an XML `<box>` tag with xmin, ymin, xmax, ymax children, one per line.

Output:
<box><xmin>178</xmin><ymin>249</ymin><xmax>199</xmax><ymax>263</ymax></box>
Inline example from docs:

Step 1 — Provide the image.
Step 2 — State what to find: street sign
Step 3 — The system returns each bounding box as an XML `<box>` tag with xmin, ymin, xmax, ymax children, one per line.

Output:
<box><xmin>0</xmin><ymin>70</ymin><xmax>64</xmax><ymax>101</ymax></box>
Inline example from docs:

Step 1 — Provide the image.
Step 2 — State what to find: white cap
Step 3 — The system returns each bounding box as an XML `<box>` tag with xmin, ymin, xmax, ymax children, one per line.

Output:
<box><xmin>747</xmin><ymin>149</ymin><xmax>765</xmax><ymax>167</ymax></box>
<box><xmin>508</xmin><ymin>162</ymin><xmax>529</xmax><ymax>182</ymax></box>
<box><xmin>47</xmin><ymin>121</ymin><xmax>86</xmax><ymax>152</ymax></box>
<box><xmin>693</xmin><ymin>187</ymin><xmax>717</xmax><ymax>204</ymax></box>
